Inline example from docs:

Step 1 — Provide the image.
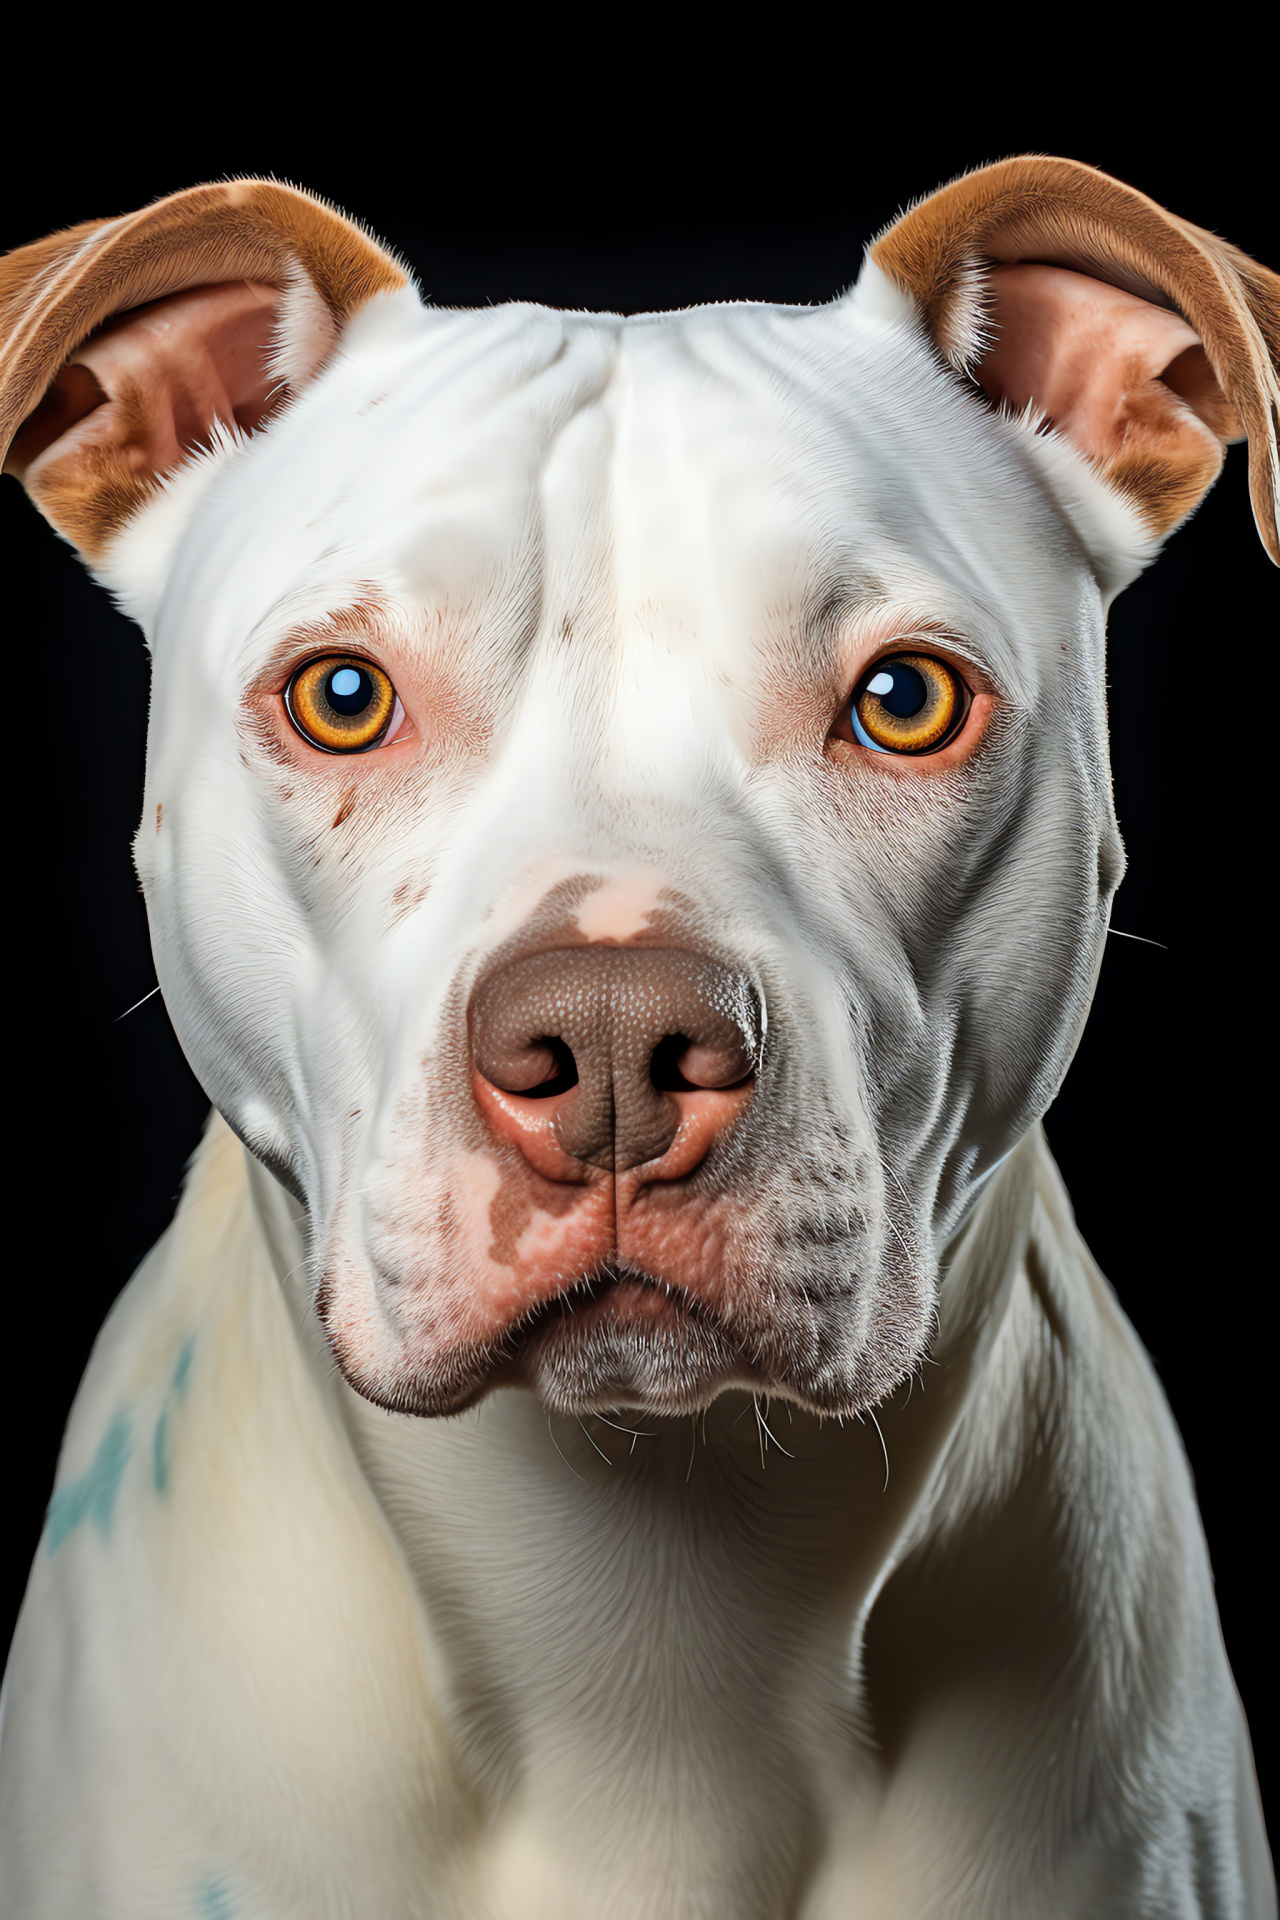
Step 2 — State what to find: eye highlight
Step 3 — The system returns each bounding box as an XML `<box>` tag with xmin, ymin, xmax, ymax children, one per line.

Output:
<box><xmin>285</xmin><ymin>656</ymin><xmax>397</xmax><ymax>753</ymax></box>
<box><xmin>845</xmin><ymin>652</ymin><xmax>967</xmax><ymax>755</ymax></box>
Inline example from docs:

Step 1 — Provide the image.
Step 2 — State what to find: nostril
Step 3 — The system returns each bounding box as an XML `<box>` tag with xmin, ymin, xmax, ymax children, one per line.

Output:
<box><xmin>478</xmin><ymin>1036</ymin><xmax>579</xmax><ymax>1098</ymax></box>
<box><xmin>649</xmin><ymin>1034</ymin><xmax>695</xmax><ymax>1093</ymax></box>
<box><xmin>523</xmin><ymin>1038</ymin><xmax>579</xmax><ymax>1099</ymax></box>
<box><xmin>650</xmin><ymin>1033</ymin><xmax>755</xmax><ymax>1093</ymax></box>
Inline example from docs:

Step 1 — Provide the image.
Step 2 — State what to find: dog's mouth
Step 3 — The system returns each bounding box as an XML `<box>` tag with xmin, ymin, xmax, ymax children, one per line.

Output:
<box><xmin>491</xmin><ymin>1263</ymin><xmax>758</xmax><ymax>1414</ymax></box>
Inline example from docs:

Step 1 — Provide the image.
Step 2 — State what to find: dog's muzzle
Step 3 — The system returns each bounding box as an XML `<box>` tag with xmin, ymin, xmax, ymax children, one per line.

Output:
<box><xmin>321</xmin><ymin>940</ymin><xmax>920</xmax><ymax>1421</ymax></box>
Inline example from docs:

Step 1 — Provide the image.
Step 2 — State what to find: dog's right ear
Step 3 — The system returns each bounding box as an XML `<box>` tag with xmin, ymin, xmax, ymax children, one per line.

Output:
<box><xmin>0</xmin><ymin>182</ymin><xmax>409</xmax><ymax>562</ymax></box>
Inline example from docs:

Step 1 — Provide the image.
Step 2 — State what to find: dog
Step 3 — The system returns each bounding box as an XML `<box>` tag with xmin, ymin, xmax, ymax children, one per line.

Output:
<box><xmin>0</xmin><ymin>158</ymin><xmax>1274</xmax><ymax>1917</ymax></box>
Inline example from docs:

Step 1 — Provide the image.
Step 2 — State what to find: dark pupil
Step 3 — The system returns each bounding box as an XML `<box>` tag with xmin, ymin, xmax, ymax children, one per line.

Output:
<box><xmin>876</xmin><ymin>664</ymin><xmax>927</xmax><ymax>718</ymax></box>
<box><xmin>326</xmin><ymin>666</ymin><xmax>374</xmax><ymax>716</ymax></box>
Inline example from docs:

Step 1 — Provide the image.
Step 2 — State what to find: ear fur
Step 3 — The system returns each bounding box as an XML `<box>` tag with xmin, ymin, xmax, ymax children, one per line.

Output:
<box><xmin>869</xmin><ymin>156</ymin><xmax>1280</xmax><ymax>564</ymax></box>
<box><xmin>0</xmin><ymin>180</ymin><xmax>408</xmax><ymax>559</ymax></box>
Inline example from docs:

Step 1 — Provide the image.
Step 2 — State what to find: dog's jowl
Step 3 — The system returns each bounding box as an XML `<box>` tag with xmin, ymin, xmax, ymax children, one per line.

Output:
<box><xmin>1</xmin><ymin>161</ymin><xmax>1275</xmax><ymax>1916</ymax></box>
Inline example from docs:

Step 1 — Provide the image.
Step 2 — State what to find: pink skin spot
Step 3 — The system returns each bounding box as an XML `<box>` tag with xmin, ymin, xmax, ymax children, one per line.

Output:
<box><xmin>572</xmin><ymin>870</ymin><xmax>668</xmax><ymax>942</ymax></box>
<box><xmin>512</xmin><ymin>1202</ymin><xmax>604</xmax><ymax>1275</ymax></box>
<box><xmin>454</xmin><ymin>1149</ymin><xmax>505</xmax><ymax>1219</ymax></box>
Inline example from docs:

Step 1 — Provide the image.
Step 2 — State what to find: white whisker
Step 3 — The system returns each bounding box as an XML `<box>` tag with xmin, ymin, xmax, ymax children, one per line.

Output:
<box><xmin>547</xmin><ymin>1413</ymin><xmax>584</xmax><ymax>1480</ymax></box>
<box><xmin>756</xmin><ymin>1401</ymin><xmax>794</xmax><ymax>1458</ymax></box>
<box><xmin>868</xmin><ymin>1408</ymin><xmax>890</xmax><ymax>1492</ymax></box>
<box><xmin>114</xmin><ymin>985</ymin><xmax>161</xmax><ymax>1022</ymax></box>
<box><xmin>576</xmin><ymin>1416</ymin><xmax>613</xmax><ymax>1465</ymax></box>
<box><xmin>1108</xmin><ymin>925</ymin><xmax>1167</xmax><ymax>950</ymax></box>
<box><xmin>592</xmin><ymin>1411</ymin><xmax>653</xmax><ymax>1441</ymax></box>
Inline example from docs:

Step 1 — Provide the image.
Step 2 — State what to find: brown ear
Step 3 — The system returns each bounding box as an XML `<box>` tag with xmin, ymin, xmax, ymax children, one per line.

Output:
<box><xmin>0</xmin><ymin>181</ymin><xmax>408</xmax><ymax>559</ymax></box>
<box><xmin>871</xmin><ymin>157</ymin><xmax>1280</xmax><ymax>562</ymax></box>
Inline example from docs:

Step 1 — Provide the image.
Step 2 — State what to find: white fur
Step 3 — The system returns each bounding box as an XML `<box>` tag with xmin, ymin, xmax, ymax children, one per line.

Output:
<box><xmin>1</xmin><ymin>262</ymin><xmax>1270</xmax><ymax>1917</ymax></box>
<box><xmin>267</xmin><ymin>257</ymin><xmax>341</xmax><ymax>389</ymax></box>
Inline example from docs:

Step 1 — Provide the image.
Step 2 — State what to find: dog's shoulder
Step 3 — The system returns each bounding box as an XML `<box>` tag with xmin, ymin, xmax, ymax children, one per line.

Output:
<box><xmin>857</xmin><ymin>1130</ymin><xmax>1269</xmax><ymax>1916</ymax></box>
<box><xmin>0</xmin><ymin>1117</ymin><xmax>465</xmax><ymax>1913</ymax></box>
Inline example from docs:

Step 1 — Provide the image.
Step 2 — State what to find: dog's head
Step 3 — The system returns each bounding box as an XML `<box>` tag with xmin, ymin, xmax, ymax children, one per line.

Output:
<box><xmin>5</xmin><ymin>165</ymin><xmax>1276</xmax><ymax>1419</ymax></box>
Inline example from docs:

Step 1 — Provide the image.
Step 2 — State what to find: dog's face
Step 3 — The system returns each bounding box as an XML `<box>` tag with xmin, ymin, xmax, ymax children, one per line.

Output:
<box><xmin>7</xmin><ymin>166</ymin><xmax>1272</xmax><ymax>1421</ymax></box>
<box><xmin>120</xmin><ymin>283</ymin><xmax>1121</xmax><ymax>1419</ymax></box>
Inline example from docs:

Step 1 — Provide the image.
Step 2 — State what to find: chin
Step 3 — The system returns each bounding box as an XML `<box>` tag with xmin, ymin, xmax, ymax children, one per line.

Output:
<box><xmin>498</xmin><ymin>1271</ymin><xmax>760</xmax><ymax>1416</ymax></box>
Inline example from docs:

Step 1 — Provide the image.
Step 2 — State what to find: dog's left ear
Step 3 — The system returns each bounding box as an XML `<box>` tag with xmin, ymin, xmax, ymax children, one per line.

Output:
<box><xmin>866</xmin><ymin>157</ymin><xmax>1279</xmax><ymax>568</ymax></box>
<box><xmin>0</xmin><ymin>181</ymin><xmax>408</xmax><ymax>561</ymax></box>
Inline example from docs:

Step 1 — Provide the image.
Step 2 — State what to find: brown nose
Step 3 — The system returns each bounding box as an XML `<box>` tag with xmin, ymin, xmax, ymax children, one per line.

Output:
<box><xmin>470</xmin><ymin>948</ymin><xmax>760</xmax><ymax>1175</ymax></box>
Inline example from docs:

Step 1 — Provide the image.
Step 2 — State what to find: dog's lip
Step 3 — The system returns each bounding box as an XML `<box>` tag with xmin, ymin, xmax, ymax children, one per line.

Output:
<box><xmin>507</xmin><ymin>1265</ymin><xmax>716</xmax><ymax>1343</ymax></box>
<box><xmin>490</xmin><ymin>1262</ymin><xmax>745</xmax><ymax>1362</ymax></box>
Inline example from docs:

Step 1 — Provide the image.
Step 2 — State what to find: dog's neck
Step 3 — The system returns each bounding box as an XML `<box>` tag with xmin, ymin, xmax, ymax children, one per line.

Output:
<box><xmin>244</xmin><ymin>1141</ymin><xmax>1034</xmax><ymax>1908</ymax></box>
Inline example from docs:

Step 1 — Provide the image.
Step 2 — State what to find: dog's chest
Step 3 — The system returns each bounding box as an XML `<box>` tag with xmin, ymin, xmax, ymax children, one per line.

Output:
<box><xmin>340</xmin><ymin>1388</ymin><xmax>905</xmax><ymax>1919</ymax></box>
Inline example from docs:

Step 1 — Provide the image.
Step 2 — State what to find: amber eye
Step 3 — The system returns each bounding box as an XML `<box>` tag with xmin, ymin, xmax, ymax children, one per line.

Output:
<box><xmin>846</xmin><ymin>652</ymin><xmax>966</xmax><ymax>755</ymax></box>
<box><xmin>285</xmin><ymin>656</ymin><xmax>397</xmax><ymax>753</ymax></box>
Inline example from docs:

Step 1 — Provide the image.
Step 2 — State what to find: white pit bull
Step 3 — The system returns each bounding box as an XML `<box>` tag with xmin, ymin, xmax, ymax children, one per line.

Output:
<box><xmin>0</xmin><ymin>159</ymin><xmax>1275</xmax><ymax>1916</ymax></box>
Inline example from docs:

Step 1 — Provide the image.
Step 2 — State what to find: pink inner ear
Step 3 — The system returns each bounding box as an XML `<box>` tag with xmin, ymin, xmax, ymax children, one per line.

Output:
<box><xmin>9</xmin><ymin>279</ymin><xmax>283</xmax><ymax>491</ymax></box>
<box><xmin>976</xmin><ymin>264</ymin><xmax>1237</xmax><ymax>481</ymax></box>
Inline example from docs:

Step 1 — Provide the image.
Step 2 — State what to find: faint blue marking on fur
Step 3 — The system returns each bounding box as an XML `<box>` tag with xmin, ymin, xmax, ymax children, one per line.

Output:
<box><xmin>153</xmin><ymin>1335</ymin><xmax>197</xmax><ymax>1495</ymax></box>
<box><xmin>172</xmin><ymin>1336</ymin><xmax>195</xmax><ymax>1396</ymax></box>
<box><xmin>195</xmin><ymin>1878</ymin><xmax>235</xmax><ymax>1919</ymax></box>
<box><xmin>46</xmin><ymin>1411</ymin><xmax>132</xmax><ymax>1552</ymax></box>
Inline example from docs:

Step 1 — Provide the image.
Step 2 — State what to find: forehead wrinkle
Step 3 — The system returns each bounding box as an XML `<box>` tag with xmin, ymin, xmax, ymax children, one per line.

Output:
<box><xmin>395</xmin><ymin>308</ymin><xmax>618</xmax><ymax>454</ymax></box>
<box><xmin>371</xmin><ymin>301</ymin><xmax>614</xmax><ymax>428</ymax></box>
<box><xmin>375</xmin><ymin>326</ymin><xmax>622</xmax><ymax>640</ymax></box>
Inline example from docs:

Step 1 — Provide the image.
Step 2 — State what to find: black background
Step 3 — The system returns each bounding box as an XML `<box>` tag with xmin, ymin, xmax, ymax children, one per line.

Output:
<box><xmin>5</xmin><ymin>89</ymin><xmax>1275</xmax><ymax>1825</ymax></box>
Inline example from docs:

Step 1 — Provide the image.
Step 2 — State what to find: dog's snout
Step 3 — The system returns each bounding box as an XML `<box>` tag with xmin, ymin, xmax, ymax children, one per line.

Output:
<box><xmin>471</xmin><ymin>948</ymin><xmax>759</xmax><ymax>1176</ymax></box>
